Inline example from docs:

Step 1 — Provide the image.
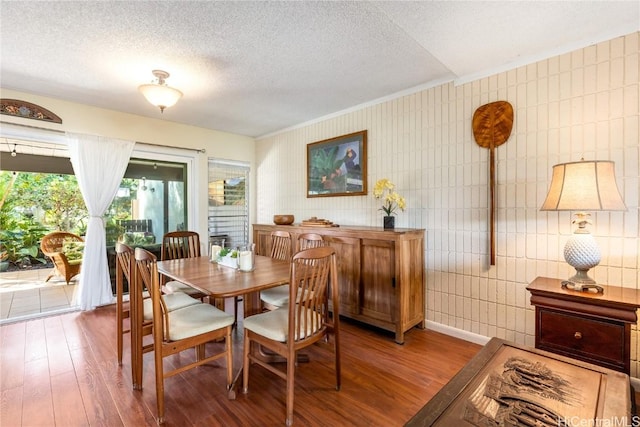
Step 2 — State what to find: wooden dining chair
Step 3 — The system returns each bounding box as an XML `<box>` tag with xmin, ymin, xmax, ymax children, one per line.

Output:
<box><xmin>115</xmin><ymin>243</ymin><xmax>146</xmax><ymax>369</ymax></box>
<box><xmin>161</xmin><ymin>230</ymin><xmax>238</xmax><ymax>323</ymax></box>
<box><xmin>134</xmin><ymin>248</ymin><xmax>235</xmax><ymax>424</ymax></box>
<box><xmin>298</xmin><ymin>233</ymin><xmax>328</xmax><ymax>250</ymax></box>
<box><xmin>242</xmin><ymin>246</ymin><xmax>341</xmax><ymax>426</ymax></box>
<box><xmin>259</xmin><ymin>231</ymin><xmax>293</xmax><ymax>310</ymax></box>
<box><xmin>116</xmin><ymin>242</ymin><xmax>202</xmax><ymax>390</ymax></box>
<box><xmin>160</xmin><ymin>231</ymin><xmax>207</xmax><ymax>299</ymax></box>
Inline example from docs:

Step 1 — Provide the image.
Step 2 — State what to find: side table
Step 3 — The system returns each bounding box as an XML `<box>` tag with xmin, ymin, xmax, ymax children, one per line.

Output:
<box><xmin>527</xmin><ymin>276</ymin><xmax>640</xmax><ymax>375</ymax></box>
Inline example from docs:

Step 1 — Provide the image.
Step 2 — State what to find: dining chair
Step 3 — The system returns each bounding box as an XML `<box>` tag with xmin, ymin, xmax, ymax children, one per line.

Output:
<box><xmin>298</xmin><ymin>232</ymin><xmax>329</xmax><ymax>251</ymax></box>
<box><xmin>242</xmin><ymin>246</ymin><xmax>341</xmax><ymax>426</ymax></box>
<box><xmin>162</xmin><ymin>231</ymin><xmax>237</xmax><ymax>314</ymax></box>
<box><xmin>259</xmin><ymin>231</ymin><xmax>293</xmax><ymax>310</ymax></box>
<box><xmin>115</xmin><ymin>243</ymin><xmax>146</xmax><ymax>368</ymax></box>
<box><xmin>162</xmin><ymin>230</ymin><xmax>240</xmax><ymax>323</ymax></box>
<box><xmin>160</xmin><ymin>231</ymin><xmax>207</xmax><ymax>299</ymax></box>
<box><xmin>134</xmin><ymin>248</ymin><xmax>235</xmax><ymax>424</ymax></box>
<box><xmin>116</xmin><ymin>242</ymin><xmax>201</xmax><ymax>390</ymax></box>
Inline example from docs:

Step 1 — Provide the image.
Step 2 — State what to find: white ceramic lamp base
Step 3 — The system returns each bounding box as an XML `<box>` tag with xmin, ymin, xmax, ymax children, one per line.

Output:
<box><xmin>563</xmin><ymin>231</ymin><xmax>601</xmax><ymax>284</ymax></box>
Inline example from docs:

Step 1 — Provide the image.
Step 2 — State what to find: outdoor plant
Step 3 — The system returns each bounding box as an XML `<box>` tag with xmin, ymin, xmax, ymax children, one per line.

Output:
<box><xmin>373</xmin><ymin>178</ymin><xmax>406</xmax><ymax>216</ymax></box>
<box><xmin>0</xmin><ymin>222</ymin><xmax>48</xmax><ymax>267</ymax></box>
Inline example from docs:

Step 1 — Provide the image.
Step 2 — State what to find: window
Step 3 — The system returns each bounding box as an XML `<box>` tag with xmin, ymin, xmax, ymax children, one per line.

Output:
<box><xmin>208</xmin><ymin>159</ymin><xmax>249</xmax><ymax>249</ymax></box>
<box><xmin>108</xmin><ymin>159</ymin><xmax>188</xmax><ymax>245</ymax></box>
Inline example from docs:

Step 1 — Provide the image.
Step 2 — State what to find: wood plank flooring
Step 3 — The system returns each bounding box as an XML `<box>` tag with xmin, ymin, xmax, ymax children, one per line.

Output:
<box><xmin>1</xmin><ymin>304</ymin><xmax>482</xmax><ymax>426</ymax></box>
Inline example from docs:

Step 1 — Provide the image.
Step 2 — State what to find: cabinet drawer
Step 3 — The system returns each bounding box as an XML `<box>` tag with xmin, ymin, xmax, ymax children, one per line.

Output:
<box><xmin>537</xmin><ymin>309</ymin><xmax>625</xmax><ymax>368</ymax></box>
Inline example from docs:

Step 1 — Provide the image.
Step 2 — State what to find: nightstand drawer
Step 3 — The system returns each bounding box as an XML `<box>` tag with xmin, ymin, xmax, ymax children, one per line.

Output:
<box><xmin>528</xmin><ymin>277</ymin><xmax>639</xmax><ymax>375</ymax></box>
<box><xmin>537</xmin><ymin>309</ymin><xmax>625</xmax><ymax>370</ymax></box>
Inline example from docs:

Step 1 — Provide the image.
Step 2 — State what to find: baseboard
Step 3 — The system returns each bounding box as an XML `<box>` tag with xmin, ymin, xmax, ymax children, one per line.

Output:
<box><xmin>425</xmin><ymin>321</ymin><xmax>491</xmax><ymax>346</ymax></box>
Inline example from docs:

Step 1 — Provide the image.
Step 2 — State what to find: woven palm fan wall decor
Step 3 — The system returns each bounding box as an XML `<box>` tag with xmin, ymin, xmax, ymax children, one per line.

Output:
<box><xmin>472</xmin><ymin>101</ymin><xmax>514</xmax><ymax>266</ymax></box>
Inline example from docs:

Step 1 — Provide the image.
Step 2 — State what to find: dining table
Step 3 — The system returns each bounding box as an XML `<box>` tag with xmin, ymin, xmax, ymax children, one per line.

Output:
<box><xmin>156</xmin><ymin>254</ymin><xmax>291</xmax><ymax>397</ymax></box>
<box><xmin>157</xmin><ymin>254</ymin><xmax>290</xmax><ymax>317</ymax></box>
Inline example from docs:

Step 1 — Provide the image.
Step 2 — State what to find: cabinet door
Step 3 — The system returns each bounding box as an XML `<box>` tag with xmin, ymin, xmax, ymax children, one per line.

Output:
<box><xmin>360</xmin><ymin>239</ymin><xmax>395</xmax><ymax>323</ymax></box>
<box><xmin>324</xmin><ymin>235</ymin><xmax>360</xmax><ymax>317</ymax></box>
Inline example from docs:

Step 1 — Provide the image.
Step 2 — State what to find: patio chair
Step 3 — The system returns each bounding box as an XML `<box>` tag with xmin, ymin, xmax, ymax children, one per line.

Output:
<box><xmin>40</xmin><ymin>231</ymin><xmax>84</xmax><ymax>285</ymax></box>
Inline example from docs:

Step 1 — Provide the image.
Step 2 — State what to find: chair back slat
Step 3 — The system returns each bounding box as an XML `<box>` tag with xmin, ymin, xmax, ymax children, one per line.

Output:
<box><xmin>270</xmin><ymin>230</ymin><xmax>292</xmax><ymax>261</ymax></box>
<box><xmin>161</xmin><ymin>231</ymin><xmax>201</xmax><ymax>261</ymax></box>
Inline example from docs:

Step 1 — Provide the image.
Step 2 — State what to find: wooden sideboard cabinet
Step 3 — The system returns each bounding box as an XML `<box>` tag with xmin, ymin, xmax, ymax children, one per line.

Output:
<box><xmin>253</xmin><ymin>224</ymin><xmax>425</xmax><ymax>343</ymax></box>
<box><xmin>527</xmin><ymin>276</ymin><xmax>640</xmax><ymax>375</ymax></box>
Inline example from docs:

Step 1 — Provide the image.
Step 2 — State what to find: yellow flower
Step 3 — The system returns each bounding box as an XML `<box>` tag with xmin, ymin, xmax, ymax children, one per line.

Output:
<box><xmin>373</xmin><ymin>178</ymin><xmax>405</xmax><ymax>216</ymax></box>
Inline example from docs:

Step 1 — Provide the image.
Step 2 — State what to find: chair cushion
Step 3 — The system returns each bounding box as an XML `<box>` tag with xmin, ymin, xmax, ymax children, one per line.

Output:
<box><xmin>62</xmin><ymin>239</ymin><xmax>84</xmax><ymax>261</ymax></box>
<box><xmin>260</xmin><ymin>284</ymin><xmax>290</xmax><ymax>308</ymax></box>
<box><xmin>260</xmin><ymin>285</ymin><xmax>314</xmax><ymax>308</ymax></box>
<box><xmin>168</xmin><ymin>304</ymin><xmax>234</xmax><ymax>341</ymax></box>
<box><xmin>243</xmin><ymin>307</ymin><xmax>322</xmax><ymax>342</ymax></box>
<box><xmin>143</xmin><ymin>292</ymin><xmax>201</xmax><ymax>320</ymax></box>
<box><xmin>164</xmin><ymin>280</ymin><xmax>203</xmax><ymax>296</ymax></box>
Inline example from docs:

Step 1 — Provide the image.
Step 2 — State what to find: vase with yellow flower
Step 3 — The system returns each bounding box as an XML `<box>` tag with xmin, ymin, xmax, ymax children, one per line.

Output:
<box><xmin>373</xmin><ymin>178</ymin><xmax>406</xmax><ymax>229</ymax></box>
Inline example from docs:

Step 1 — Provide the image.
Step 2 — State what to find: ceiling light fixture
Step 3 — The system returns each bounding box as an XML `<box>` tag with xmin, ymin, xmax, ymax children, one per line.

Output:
<box><xmin>138</xmin><ymin>70</ymin><xmax>183</xmax><ymax>113</ymax></box>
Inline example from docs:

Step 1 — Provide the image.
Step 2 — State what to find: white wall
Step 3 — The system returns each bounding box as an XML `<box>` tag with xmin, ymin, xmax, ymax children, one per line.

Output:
<box><xmin>0</xmin><ymin>88</ymin><xmax>256</xmax><ymax>244</ymax></box>
<box><xmin>256</xmin><ymin>33</ymin><xmax>640</xmax><ymax>376</ymax></box>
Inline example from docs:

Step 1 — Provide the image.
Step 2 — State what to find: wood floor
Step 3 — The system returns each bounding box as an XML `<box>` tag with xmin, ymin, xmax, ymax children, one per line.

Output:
<box><xmin>0</xmin><ymin>304</ymin><xmax>482</xmax><ymax>426</ymax></box>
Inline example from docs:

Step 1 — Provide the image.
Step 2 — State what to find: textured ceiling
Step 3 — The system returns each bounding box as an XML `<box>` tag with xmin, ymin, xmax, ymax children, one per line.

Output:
<box><xmin>1</xmin><ymin>1</ymin><xmax>638</xmax><ymax>138</ymax></box>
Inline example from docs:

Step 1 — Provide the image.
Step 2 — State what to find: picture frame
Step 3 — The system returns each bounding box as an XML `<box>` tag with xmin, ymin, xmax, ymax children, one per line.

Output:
<box><xmin>307</xmin><ymin>130</ymin><xmax>367</xmax><ymax>198</ymax></box>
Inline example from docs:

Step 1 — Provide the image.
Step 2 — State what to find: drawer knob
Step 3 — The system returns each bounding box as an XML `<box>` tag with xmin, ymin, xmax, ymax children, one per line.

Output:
<box><xmin>574</xmin><ymin>332</ymin><xmax>582</xmax><ymax>340</ymax></box>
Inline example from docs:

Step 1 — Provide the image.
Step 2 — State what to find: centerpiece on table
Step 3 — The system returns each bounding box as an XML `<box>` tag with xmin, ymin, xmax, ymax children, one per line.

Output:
<box><xmin>216</xmin><ymin>247</ymin><xmax>239</xmax><ymax>268</ymax></box>
<box><xmin>373</xmin><ymin>178</ymin><xmax>406</xmax><ymax>229</ymax></box>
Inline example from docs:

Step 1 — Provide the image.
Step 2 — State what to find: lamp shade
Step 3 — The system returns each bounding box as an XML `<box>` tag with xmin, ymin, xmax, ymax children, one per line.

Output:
<box><xmin>540</xmin><ymin>160</ymin><xmax>626</xmax><ymax>211</ymax></box>
<box><xmin>138</xmin><ymin>70</ymin><xmax>183</xmax><ymax>113</ymax></box>
<box><xmin>138</xmin><ymin>84</ymin><xmax>183</xmax><ymax>111</ymax></box>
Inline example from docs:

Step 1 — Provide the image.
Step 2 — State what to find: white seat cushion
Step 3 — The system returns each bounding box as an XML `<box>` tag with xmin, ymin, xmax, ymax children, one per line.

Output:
<box><xmin>243</xmin><ymin>307</ymin><xmax>322</xmax><ymax>342</ymax></box>
<box><xmin>164</xmin><ymin>280</ymin><xmax>203</xmax><ymax>296</ymax></box>
<box><xmin>260</xmin><ymin>285</ymin><xmax>315</xmax><ymax>309</ymax></box>
<box><xmin>143</xmin><ymin>292</ymin><xmax>201</xmax><ymax>320</ymax></box>
<box><xmin>168</xmin><ymin>303</ymin><xmax>234</xmax><ymax>341</ymax></box>
<box><xmin>260</xmin><ymin>284</ymin><xmax>290</xmax><ymax>308</ymax></box>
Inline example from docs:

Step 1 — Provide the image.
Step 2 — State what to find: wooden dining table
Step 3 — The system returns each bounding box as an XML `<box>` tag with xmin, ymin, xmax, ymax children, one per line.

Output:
<box><xmin>156</xmin><ymin>254</ymin><xmax>291</xmax><ymax>398</ymax></box>
<box><xmin>157</xmin><ymin>254</ymin><xmax>290</xmax><ymax>318</ymax></box>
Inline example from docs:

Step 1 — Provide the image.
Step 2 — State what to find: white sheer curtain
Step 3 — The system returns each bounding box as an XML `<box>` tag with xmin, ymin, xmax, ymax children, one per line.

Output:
<box><xmin>66</xmin><ymin>133</ymin><xmax>135</xmax><ymax>310</ymax></box>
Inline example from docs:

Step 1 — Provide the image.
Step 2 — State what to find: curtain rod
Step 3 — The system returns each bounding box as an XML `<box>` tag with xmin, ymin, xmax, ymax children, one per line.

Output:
<box><xmin>0</xmin><ymin>121</ymin><xmax>206</xmax><ymax>154</ymax></box>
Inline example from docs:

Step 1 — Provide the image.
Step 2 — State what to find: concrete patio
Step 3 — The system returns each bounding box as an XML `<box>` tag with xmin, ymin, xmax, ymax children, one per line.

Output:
<box><xmin>0</xmin><ymin>267</ymin><xmax>78</xmax><ymax>323</ymax></box>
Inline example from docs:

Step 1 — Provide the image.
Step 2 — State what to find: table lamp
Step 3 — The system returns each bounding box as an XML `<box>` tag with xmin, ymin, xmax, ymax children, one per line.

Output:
<box><xmin>540</xmin><ymin>159</ymin><xmax>626</xmax><ymax>291</ymax></box>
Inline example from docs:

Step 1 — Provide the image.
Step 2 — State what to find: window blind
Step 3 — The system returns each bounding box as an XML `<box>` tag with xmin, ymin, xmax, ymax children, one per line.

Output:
<box><xmin>207</xmin><ymin>159</ymin><xmax>249</xmax><ymax>249</ymax></box>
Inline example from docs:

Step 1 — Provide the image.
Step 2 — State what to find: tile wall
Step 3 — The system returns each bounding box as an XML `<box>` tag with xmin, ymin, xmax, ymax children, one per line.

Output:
<box><xmin>256</xmin><ymin>32</ymin><xmax>640</xmax><ymax>376</ymax></box>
